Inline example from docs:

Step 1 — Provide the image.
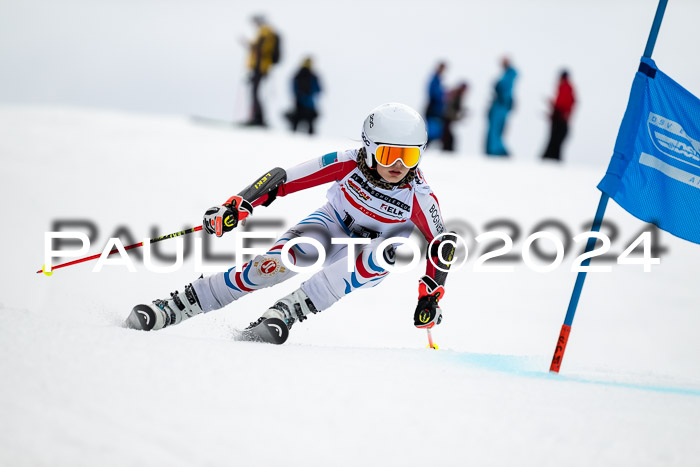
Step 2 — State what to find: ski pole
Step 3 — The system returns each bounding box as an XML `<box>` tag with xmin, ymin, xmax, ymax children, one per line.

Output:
<box><xmin>38</xmin><ymin>168</ymin><xmax>287</xmax><ymax>276</ymax></box>
<box><xmin>426</xmin><ymin>328</ymin><xmax>438</xmax><ymax>350</ymax></box>
<box><xmin>38</xmin><ymin>225</ymin><xmax>203</xmax><ymax>275</ymax></box>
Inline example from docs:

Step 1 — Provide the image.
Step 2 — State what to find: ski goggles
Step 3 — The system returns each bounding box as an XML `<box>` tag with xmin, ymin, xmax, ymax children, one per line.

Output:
<box><xmin>374</xmin><ymin>145</ymin><xmax>422</xmax><ymax>168</ymax></box>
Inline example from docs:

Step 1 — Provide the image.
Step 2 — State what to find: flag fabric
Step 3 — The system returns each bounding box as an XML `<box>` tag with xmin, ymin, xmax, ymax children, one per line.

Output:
<box><xmin>598</xmin><ymin>57</ymin><xmax>700</xmax><ymax>244</ymax></box>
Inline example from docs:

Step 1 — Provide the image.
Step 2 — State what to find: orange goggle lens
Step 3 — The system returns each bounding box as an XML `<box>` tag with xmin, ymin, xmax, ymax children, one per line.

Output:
<box><xmin>374</xmin><ymin>145</ymin><xmax>421</xmax><ymax>168</ymax></box>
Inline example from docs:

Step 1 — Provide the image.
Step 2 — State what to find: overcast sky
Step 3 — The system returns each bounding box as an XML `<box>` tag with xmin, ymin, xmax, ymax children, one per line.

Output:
<box><xmin>1</xmin><ymin>0</ymin><xmax>698</xmax><ymax>167</ymax></box>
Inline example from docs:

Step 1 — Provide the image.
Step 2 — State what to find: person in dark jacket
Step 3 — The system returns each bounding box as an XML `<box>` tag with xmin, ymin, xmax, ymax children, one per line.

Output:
<box><xmin>424</xmin><ymin>62</ymin><xmax>447</xmax><ymax>145</ymax></box>
<box><xmin>441</xmin><ymin>82</ymin><xmax>469</xmax><ymax>152</ymax></box>
<box><xmin>542</xmin><ymin>70</ymin><xmax>576</xmax><ymax>161</ymax></box>
<box><xmin>486</xmin><ymin>57</ymin><xmax>517</xmax><ymax>156</ymax></box>
<box><xmin>286</xmin><ymin>57</ymin><xmax>322</xmax><ymax>134</ymax></box>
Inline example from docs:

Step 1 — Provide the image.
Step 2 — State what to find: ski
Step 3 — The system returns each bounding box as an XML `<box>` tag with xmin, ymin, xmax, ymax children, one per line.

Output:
<box><xmin>234</xmin><ymin>317</ymin><xmax>289</xmax><ymax>345</ymax></box>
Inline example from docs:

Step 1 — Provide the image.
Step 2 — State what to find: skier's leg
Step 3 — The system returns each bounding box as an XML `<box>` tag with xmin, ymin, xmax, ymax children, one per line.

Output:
<box><xmin>235</xmin><ymin>207</ymin><xmax>355</xmax><ymax>343</ymax></box>
<box><xmin>238</xmin><ymin>238</ymin><xmax>391</xmax><ymax>344</ymax></box>
<box><xmin>237</xmin><ymin>220</ymin><xmax>406</xmax><ymax>345</ymax></box>
<box><xmin>126</xmin><ymin>206</ymin><xmax>341</xmax><ymax>331</ymax></box>
<box><xmin>300</xmin><ymin>236</ymin><xmax>395</xmax><ymax>312</ymax></box>
<box><xmin>125</xmin><ymin>283</ymin><xmax>205</xmax><ymax>331</ymax></box>
<box><xmin>193</xmin><ymin>211</ymin><xmax>339</xmax><ymax>311</ymax></box>
<box><xmin>126</xmin><ymin>239</ymin><xmax>301</xmax><ymax>332</ymax></box>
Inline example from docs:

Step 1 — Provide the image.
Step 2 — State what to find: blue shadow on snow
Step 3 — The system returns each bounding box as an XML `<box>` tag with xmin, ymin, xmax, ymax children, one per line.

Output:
<box><xmin>445</xmin><ymin>351</ymin><xmax>700</xmax><ymax>397</ymax></box>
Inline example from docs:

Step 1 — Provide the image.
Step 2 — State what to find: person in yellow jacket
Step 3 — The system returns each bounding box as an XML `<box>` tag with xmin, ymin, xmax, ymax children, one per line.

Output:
<box><xmin>244</xmin><ymin>15</ymin><xmax>280</xmax><ymax>126</ymax></box>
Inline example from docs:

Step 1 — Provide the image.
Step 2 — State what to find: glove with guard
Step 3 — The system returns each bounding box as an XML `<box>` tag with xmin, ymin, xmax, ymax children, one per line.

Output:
<box><xmin>203</xmin><ymin>195</ymin><xmax>254</xmax><ymax>237</ymax></box>
<box><xmin>413</xmin><ymin>275</ymin><xmax>444</xmax><ymax>329</ymax></box>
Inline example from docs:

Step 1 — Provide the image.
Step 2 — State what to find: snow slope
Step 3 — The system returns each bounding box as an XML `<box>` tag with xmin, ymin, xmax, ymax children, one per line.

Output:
<box><xmin>1</xmin><ymin>106</ymin><xmax>700</xmax><ymax>466</ymax></box>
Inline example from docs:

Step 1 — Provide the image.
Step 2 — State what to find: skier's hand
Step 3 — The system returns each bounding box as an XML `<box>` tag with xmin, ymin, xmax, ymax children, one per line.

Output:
<box><xmin>413</xmin><ymin>275</ymin><xmax>444</xmax><ymax>329</ymax></box>
<box><xmin>202</xmin><ymin>195</ymin><xmax>253</xmax><ymax>237</ymax></box>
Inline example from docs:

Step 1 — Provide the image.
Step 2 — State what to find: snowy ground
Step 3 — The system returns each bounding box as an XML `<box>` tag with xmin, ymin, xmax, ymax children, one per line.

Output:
<box><xmin>1</xmin><ymin>106</ymin><xmax>700</xmax><ymax>466</ymax></box>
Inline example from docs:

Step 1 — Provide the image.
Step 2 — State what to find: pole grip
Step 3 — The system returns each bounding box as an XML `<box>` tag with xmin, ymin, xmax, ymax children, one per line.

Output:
<box><xmin>549</xmin><ymin>324</ymin><xmax>572</xmax><ymax>373</ymax></box>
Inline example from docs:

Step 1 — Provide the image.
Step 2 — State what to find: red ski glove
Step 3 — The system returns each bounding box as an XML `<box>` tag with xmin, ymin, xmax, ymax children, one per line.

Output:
<box><xmin>203</xmin><ymin>195</ymin><xmax>253</xmax><ymax>237</ymax></box>
<box><xmin>413</xmin><ymin>275</ymin><xmax>444</xmax><ymax>329</ymax></box>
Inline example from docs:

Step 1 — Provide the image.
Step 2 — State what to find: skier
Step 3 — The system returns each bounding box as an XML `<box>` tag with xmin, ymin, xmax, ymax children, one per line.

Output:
<box><xmin>126</xmin><ymin>103</ymin><xmax>456</xmax><ymax>344</ymax></box>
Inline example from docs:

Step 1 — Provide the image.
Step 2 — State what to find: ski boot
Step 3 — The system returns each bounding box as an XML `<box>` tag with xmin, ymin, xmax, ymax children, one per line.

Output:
<box><xmin>125</xmin><ymin>283</ymin><xmax>203</xmax><ymax>331</ymax></box>
<box><xmin>236</xmin><ymin>288</ymin><xmax>319</xmax><ymax>344</ymax></box>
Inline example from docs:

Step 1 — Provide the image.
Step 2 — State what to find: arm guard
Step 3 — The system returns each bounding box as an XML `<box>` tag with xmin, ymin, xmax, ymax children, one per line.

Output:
<box><xmin>428</xmin><ymin>231</ymin><xmax>458</xmax><ymax>287</ymax></box>
<box><xmin>236</xmin><ymin>167</ymin><xmax>287</xmax><ymax>206</ymax></box>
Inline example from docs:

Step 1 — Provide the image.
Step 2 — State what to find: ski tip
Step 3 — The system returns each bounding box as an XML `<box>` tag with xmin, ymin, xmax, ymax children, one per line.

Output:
<box><xmin>234</xmin><ymin>317</ymin><xmax>289</xmax><ymax>345</ymax></box>
<box><xmin>124</xmin><ymin>304</ymin><xmax>157</xmax><ymax>331</ymax></box>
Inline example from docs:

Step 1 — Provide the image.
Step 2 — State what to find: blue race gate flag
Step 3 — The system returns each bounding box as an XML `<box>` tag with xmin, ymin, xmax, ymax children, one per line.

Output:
<box><xmin>598</xmin><ymin>57</ymin><xmax>700</xmax><ymax>244</ymax></box>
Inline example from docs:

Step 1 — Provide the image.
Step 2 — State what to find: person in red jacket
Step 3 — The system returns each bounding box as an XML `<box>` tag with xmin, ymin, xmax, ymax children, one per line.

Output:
<box><xmin>542</xmin><ymin>70</ymin><xmax>576</xmax><ymax>161</ymax></box>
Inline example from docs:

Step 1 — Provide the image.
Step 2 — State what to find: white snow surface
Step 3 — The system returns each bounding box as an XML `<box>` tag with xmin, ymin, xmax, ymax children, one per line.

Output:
<box><xmin>1</xmin><ymin>106</ymin><xmax>700</xmax><ymax>466</ymax></box>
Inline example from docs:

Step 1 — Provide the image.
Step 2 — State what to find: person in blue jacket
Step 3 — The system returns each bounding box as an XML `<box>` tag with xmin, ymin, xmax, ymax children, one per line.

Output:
<box><xmin>286</xmin><ymin>57</ymin><xmax>322</xmax><ymax>134</ymax></box>
<box><xmin>424</xmin><ymin>62</ymin><xmax>447</xmax><ymax>145</ymax></box>
<box><xmin>486</xmin><ymin>57</ymin><xmax>517</xmax><ymax>156</ymax></box>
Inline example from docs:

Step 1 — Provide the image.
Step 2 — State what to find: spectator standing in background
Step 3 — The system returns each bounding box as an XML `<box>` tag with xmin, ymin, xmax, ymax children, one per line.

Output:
<box><xmin>486</xmin><ymin>57</ymin><xmax>517</xmax><ymax>156</ymax></box>
<box><xmin>425</xmin><ymin>62</ymin><xmax>447</xmax><ymax>145</ymax></box>
<box><xmin>441</xmin><ymin>82</ymin><xmax>469</xmax><ymax>152</ymax></box>
<box><xmin>542</xmin><ymin>70</ymin><xmax>576</xmax><ymax>161</ymax></box>
<box><xmin>286</xmin><ymin>57</ymin><xmax>322</xmax><ymax>135</ymax></box>
<box><xmin>242</xmin><ymin>15</ymin><xmax>281</xmax><ymax>127</ymax></box>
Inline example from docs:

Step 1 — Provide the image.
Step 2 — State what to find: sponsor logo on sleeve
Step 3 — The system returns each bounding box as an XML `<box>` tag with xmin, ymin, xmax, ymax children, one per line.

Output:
<box><xmin>429</xmin><ymin>204</ymin><xmax>445</xmax><ymax>233</ymax></box>
<box><xmin>321</xmin><ymin>152</ymin><xmax>339</xmax><ymax>167</ymax></box>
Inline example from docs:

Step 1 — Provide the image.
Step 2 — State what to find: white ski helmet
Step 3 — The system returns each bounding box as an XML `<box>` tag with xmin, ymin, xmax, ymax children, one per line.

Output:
<box><xmin>361</xmin><ymin>103</ymin><xmax>428</xmax><ymax>168</ymax></box>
